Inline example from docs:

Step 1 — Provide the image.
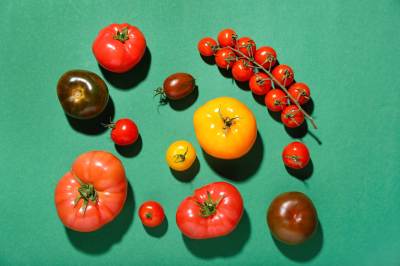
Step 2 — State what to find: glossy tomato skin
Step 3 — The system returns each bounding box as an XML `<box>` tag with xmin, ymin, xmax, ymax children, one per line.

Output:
<box><xmin>272</xmin><ymin>64</ymin><xmax>294</xmax><ymax>87</ymax></box>
<box><xmin>193</xmin><ymin>97</ymin><xmax>257</xmax><ymax>159</ymax></box>
<box><xmin>288</xmin><ymin>82</ymin><xmax>311</xmax><ymax>105</ymax></box>
<box><xmin>232</xmin><ymin>59</ymin><xmax>254</xmax><ymax>82</ymax></box>
<box><xmin>282</xmin><ymin>142</ymin><xmax>310</xmax><ymax>169</ymax></box>
<box><xmin>166</xmin><ymin>140</ymin><xmax>197</xmax><ymax>171</ymax></box>
<box><xmin>57</xmin><ymin>70</ymin><xmax>109</xmax><ymax>119</ymax></box>
<box><xmin>235</xmin><ymin>37</ymin><xmax>256</xmax><ymax>57</ymax></box>
<box><xmin>198</xmin><ymin>37</ymin><xmax>217</xmax><ymax>56</ymax></box>
<box><xmin>267</xmin><ymin>192</ymin><xmax>317</xmax><ymax>245</ymax></box>
<box><xmin>163</xmin><ymin>73</ymin><xmax>196</xmax><ymax>100</ymax></box>
<box><xmin>139</xmin><ymin>201</ymin><xmax>165</xmax><ymax>227</ymax></box>
<box><xmin>215</xmin><ymin>47</ymin><xmax>236</xmax><ymax>69</ymax></box>
<box><xmin>255</xmin><ymin>46</ymin><xmax>277</xmax><ymax>70</ymax></box>
<box><xmin>176</xmin><ymin>182</ymin><xmax>243</xmax><ymax>239</ymax></box>
<box><xmin>281</xmin><ymin>105</ymin><xmax>304</xmax><ymax>128</ymax></box>
<box><xmin>93</xmin><ymin>23</ymin><xmax>146</xmax><ymax>73</ymax></box>
<box><xmin>249</xmin><ymin>72</ymin><xmax>271</xmax><ymax>95</ymax></box>
<box><xmin>55</xmin><ymin>151</ymin><xmax>127</xmax><ymax>232</ymax></box>
<box><xmin>265</xmin><ymin>89</ymin><xmax>288</xmax><ymax>112</ymax></box>
<box><xmin>217</xmin><ymin>29</ymin><xmax>237</xmax><ymax>47</ymax></box>
<box><xmin>111</xmin><ymin>118</ymin><xmax>139</xmax><ymax>146</ymax></box>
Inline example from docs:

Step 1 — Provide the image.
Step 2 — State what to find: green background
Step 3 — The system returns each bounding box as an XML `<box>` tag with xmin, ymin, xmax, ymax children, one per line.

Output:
<box><xmin>1</xmin><ymin>0</ymin><xmax>399</xmax><ymax>265</ymax></box>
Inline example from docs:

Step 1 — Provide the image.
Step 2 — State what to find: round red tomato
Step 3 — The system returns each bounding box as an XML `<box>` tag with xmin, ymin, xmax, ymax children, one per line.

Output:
<box><xmin>288</xmin><ymin>82</ymin><xmax>311</xmax><ymax>105</ymax></box>
<box><xmin>198</xmin><ymin>37</ymin><xmax>218</xmax><ymax>56</ymax></box>
<box><xmin>176</xmin><ymin>181</ymin><xmax>243</xmax><ymax>239</ymax></box>
<box><xmin>92</xmin><ymin>23</ymin><xmax>147</xmax><ymax>73</ymax></box>
<box><xmin>255</xmin><ymin>46</ymin><xmax>277</xmax><ymax>70</ymax></box>
<box><xmin>232</xmin><ymin>59</ymin><xmax>253</xmax><ymax>82</ymax></box>
<box><xmin>281</xmin><ymin>105</ymin><xmax>304</xmax><ymax>128</ymax></box>
<box><xmin>139</xmin><ymin>201</ymin><xmax>165</xmax><ymax>227</ymax></box>
<box><xmin>215</xmin><ymin>47</ymin><xmax>236</xmax><ymax>69</ymax></box>
<box><xmin>265</xmin><ymin>89</ymin><xmax>288</xmax><ymax>112</ymax></box>
<box><xmin>217</xmin><ymin>29</ymin><xmax>237</xmax><ymax>47</ymax></box>
<box><xmin>55</xmin><ymin>151</ymin><xmax>127</xmax><ymax>232</ymax></box>
<box><xmin>235</xmin><ymin>37</ymin><xmax>256</xmax><ymax>57</ymax></box>
<box><xmin>107</xmin><ymin>118</ymin><xmax>139</xmax><ymax>146</ymax></box>
<box><xmin>249</xmin><ymin>72</ymin><xmax>271</xmax><ymax>95</ymax></box>
<box><xmin>272</xmin><ymin>64</ymin><xmax>294</xmax><ymax>87</ymax></box>
<box><xmin>282</xmin><ymin>142</ymin><xmax>310</xmax><ymax>169</ymax></box>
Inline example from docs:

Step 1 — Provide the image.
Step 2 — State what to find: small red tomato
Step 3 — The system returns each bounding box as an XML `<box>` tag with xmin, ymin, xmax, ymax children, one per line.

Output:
<box><xmin>217</xmin><ymin>29</ymin><xmax>237</xmax><ymax>47</ymax></box>
<box><xmin>288</xmin><ymin>82</ymin><xmax>311</xmax><ymax>105</ymax></box>
<box><xmin>272</xmin><ymin>64</ymin><xmax>294</xmax><ymax>87</ymax></box>
<box><xmin>232</xmin><ymin>59</ymin><xmax>253</xmax><ymax>82</ymax></box>
<box><xmin>265</xmin><ymin>89</ymin><xmax>288</xmax><ymax>112</ymax></box>
<box><xmin>108</xmin><ymin>118</ymin><xmax>139</xmax><ymax>146</ymax></box>
<box><xmin>282</xmin><ymin>142</ymin><xmax>310</xmax><ymax>169</ymax></box>
<box><xmin>255</xmin><ymin>46</ymin><xmax>277</xmax><ymax>70</ymax></box>
<box><xmin>281</xmin><ymin>105</ymin><xmax>304</xmax><ymax>128</ymax></box>
<box><xmin>139</xmin><ymin>201</ymin><xmax>165</xmax><ymax>227</ymax></box>
<box><xmin>215</xmin><ymin>47</ymin><xmax>236</xmax><ymax>69</ymax></box>
<box><xmin>249</xmin><ymin>73</ymin><xmax>271</xmax><ymax>95</ymax></box>
<box><xmin>235</xmin><ymin>37</ymin><xmax>256</xmax><ymax>57</ymax></box>
<box><xmin>198</xmin><ymin>37</ymin><xmax>218</xmax><ymax>56</ymax></box>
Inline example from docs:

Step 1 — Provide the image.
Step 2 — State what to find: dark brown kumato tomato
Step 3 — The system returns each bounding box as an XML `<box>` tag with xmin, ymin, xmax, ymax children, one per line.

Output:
<box><xmin>155</xmin><ymin>73</ymin><xmax>195</xmax><ymax>101</ymax></box>
<box><xmin>57</xmin><ymin>70</ymin><xmax>109</xmax><ymax>119</ymax></box>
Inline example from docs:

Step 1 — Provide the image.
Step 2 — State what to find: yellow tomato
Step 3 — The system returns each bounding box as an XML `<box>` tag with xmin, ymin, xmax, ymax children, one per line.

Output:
<box><xmin>166</xmin><ymin>140</ymin><xmax>197</xmax><ymax>171</ymax></box>
<box><xmin>193</xmin><ymin>97</ymin><xmax>257</xmax><ymax>159</ymax></box>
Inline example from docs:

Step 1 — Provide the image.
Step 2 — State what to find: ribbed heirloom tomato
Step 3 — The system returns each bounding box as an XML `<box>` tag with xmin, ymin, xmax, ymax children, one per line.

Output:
<box><xmin>54</xmin><ymin>151</ymin><xmax>127</xmax><ymax>232</ymax></box>
<box><xmin>176</xmin><ymin>182</ymin><xmax>244</xmax><ymax>239</ymax></box>
<box><xmin>193</xmin><ymin>97</ymin><xmax>257</xmax><ymax>159</ymax></box>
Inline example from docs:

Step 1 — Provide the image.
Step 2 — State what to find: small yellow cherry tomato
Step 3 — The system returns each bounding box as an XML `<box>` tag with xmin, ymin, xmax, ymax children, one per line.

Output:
<box><xmin>166</xmin><ymin>140</ymin><xmax>197</xmax><ymax>171</ymax></box>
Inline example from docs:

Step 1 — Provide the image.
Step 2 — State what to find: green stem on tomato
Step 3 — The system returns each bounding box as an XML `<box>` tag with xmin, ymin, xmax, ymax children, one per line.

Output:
<box><xmin>73</xmin><ymin>175</ymin><xmax>98</xmax><ymax>213</ymax></box>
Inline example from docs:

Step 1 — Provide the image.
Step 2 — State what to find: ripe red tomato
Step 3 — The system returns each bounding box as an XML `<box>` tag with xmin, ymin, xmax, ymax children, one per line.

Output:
<box><xmin>139</xmin><ymin>201</ymin><xmax>165</xmax><ymax>227</ymax></box>
<box><xmin>265</xmin><ymin>89</ymin><xmax>288</xmax><ymax>112</ymax></box>
<box><xmin>108</xmin><ymin>118</ymin><xmax>139</xmax><ymax>146</ymax></box>
<box><xmin>288</xmin><ymin>82</ymin><xmax>311</xmax><ymax>105</ymax></box>
<box><xmin>281</xmin><ymin>105</ymin><xmax>304</xmax><ymax>128</ymax></box>
<box><xmin>235</xmin><ymin>37</ymin><xmax>256</xmax><ymax>57</ymax></box>
<box><xmin>55</xmin><ymin>151</ymin><xmax>127</xmax><ymax>232</ymax></box>
<box><xmin>92</xmin><ymin>23</ymin><xmax>146</xmax><ymax>73</ymax></box>
<box><xmin>176</xmin><ymin>181</ymin><xmax>243</xmax><ymax>239</ymax></box>
<box><xmin>217</xmin><ymin>29</ymin><xmax>237</xmax><ymax>47</ymax></box>
<box><xmin>232</xmin><ymin>59</ymin><xmax>254</xmax><ymax>82</ymax></box>
<box><xmin>255</xmin><ymin>46</ymin><xmax>277</xmax><ymax>70</ymax></box>
<box><xmin>198</xmin><ymin>37</ymin><xmax>218</xmax><ymax>56</ymax></box>
<box><xmin>215</xmin><ymin>47</ymin><xmax>236</xmax><ymax>69</ymax></box>
<box><xmin>249</xmin><ymin>72</ymin><xmax>271</xmax><ymax>95</ymax></box>
<box><xmin>272</xmin><ymin>64</ymin><xmax>294</xmax><ymax>87</ymax></box>
<box><xmin>282</xmin><ymin>142</ymin><xmax>310</xmax><ymax>169</ymax></box>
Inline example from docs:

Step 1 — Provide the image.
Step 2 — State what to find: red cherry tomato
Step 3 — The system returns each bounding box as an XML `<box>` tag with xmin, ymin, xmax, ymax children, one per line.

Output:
<box><xmin>217</xmin><ymin>29</ymin><xmax>237</xmax><ymax>47</ymax></box>
<box><xmin>288</xmin><ymin>82</ymin><xmax>311</xmax><ymax>105</ymax></box>
<box><xmin>249</xmin><ymin>73</ymin><xmax>271</xmax><ymax>95</ymax></box>
<box><xmin>198</xmin><ymin>37</ymin><xmax>218</xmax><ymax>56</ymax></box>
<box><xmin>92</xmin><ymin>23</ymin><xmax>147</xmax><ymax>73</ymax></box>
<box><xmin>232</xmin><ymin>59</ymin><xmax>254</xmax><ymax>82</ymax></box>
<box><xmin>281</xmin><ymin>105</ymin><xmax>304</xmax><ymax>128</ymax></box>
<box><xmin>235</xmin><ymin>37</ymin><xmax>256</xmax><ymax>57</ymax></box>
<box><xmin>282</xmin><ymin>142</ymin><xmax>310</xmax><ymax>169</ymax></box>
<box><xmin>272</xmin><ymin>64</ymin><xmax>294</xmax><ymax>87</ymax></box>
<box><xmin>265</xmin><ymin>89</ymin><xmax>288</xmax><ymax>112</ymax></box>
<box><xmin>108</xmin><ymin>118</ymin><xmax>139</xmax><ymax>146</ymax></box>
<box><xmin>215</xmin><ymin>47</ymin><xmax>236</xmax><ymax>69</ymax></box>
<box><xmin>139</xmin><ymin>201</ymin><xmax>165</xmax><ymax>227</ymax></box>
<box><xmin>255</xmin><ymin>46</ymin><xmax>277</xmax><ymax>70</ymax></box>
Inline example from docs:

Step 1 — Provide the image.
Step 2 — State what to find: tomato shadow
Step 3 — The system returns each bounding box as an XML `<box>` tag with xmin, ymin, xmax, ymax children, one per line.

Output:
<box><xmin>170</xmin><ymin>157</ymin><xmax>200</xmax><ymax>182</ymax></box>
<box><xmin>182</xmin><ymin>209</ymin><xmax>250</xmax><ymax>258</ymax></box>
<box><xmin>285</xmin><ymin>159</ymin><xmax>314</xmax><ymax>181</ymax></box>
<box><xmin>303</xmin><ymin>98</ymin><xmax>314</xmax><ymax>116</ymax></box>
<box><xmin>285</xmin><ymin>122</ymin><xmax>308</xmax><ymax>139</ymax></box>
<box><xmin>65</xmin><ymin>182</ymin><xmax>135</xmax><ymax>254</ymax></box>
<box><xmin>202</xmin><ymin>132</ymin><xmax>264</xmax><ymax>182</ymax></box>
<box><xmin>168</xmin><ymin>85</ymin><xmax>199</xmax><ymax>111</ymax></box>
<box><xmin>143</xmin><ymin>216</ymin><xmax>168</xmax><ymax>238</ymax></box>
<box><xmin>252</xmin><ymin>93</ymin><xmax>266</xmax><ymax>106</ymax></box>
<box><xmin>235</xmin><ymin>80</ymin><xmax>250</xmax><ymax>91</ymax></box>
<box><xmin>200</xmin><ymin>54</ymin><xmax>215</xmax><ymax>65</ymax></box>
<box><xmin>99</xmin><ymin>47</ymin><xmax>151</xmax><ymax>90</ymax></box>
<box><xmin>217</xmin><ymin>67</ymin><xmax>233</xmax><ymax>79</ymax></box>
<box><xmin>66</xmin><ymin>96</ymin><xmax>115</xmax><ymax>135</ymax></box>
<box><xmin>272</xmin><ymin>221</ymin><xmax>324</xmax><ymax>262</ymax></box>
<box><xmin>115</xmin><ymin>134</ymin><xmax>143</xmax><ymax>158</ymax></box>
<box><xmin>267</xmin><ymin>109</ymin><xmax>282</xmax><ymax>123</ymax></box>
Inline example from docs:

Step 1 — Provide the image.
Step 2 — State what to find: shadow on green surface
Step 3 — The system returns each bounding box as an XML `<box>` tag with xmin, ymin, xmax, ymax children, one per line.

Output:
<box><xmin>182</xmin><ymin>210</ymin><xmax>250</xmax><ymax>258</ymax></box>
<box><xmin>169</xmin><ymin>85</ymin><xmax>199</xmax><ymax>111</ymax></box>
<box><xmin>170</xmin><ymin>157</ymin><xmax>200</xmax><ymax>182</ymax></box>
<box><xmin>272</xmin><ymin>221</ymin><xmax>324</xmax><ymax>262</ymax></box>
<box><xmin>285</xmin><ymin>121</ymin><xmax>308</xmax><ymax>139</ymax></box>
<box><xmin>200</xmin><ymin>54</ymin><xmax>215</xmax><ymax>65</ymax></box>
<box><xmin>143</xmin><ymin>216</ymin><xmax>168</xmax><ymax>238</ymax></box>
<box><xmin>202</xmin><ymin>132</ymin><xmax>264</xmax><ymax>182</ymax></box>
<box><xmin>252</xmin><ymin>93</ymin><xmax>266</xmax><ymax>106</ymax></box>
<box><xmin>285</xmin><ymin>159</ymin><xmax>314</xmax><ymax>181</ymax></box>
<box><xmin>115</xmin><ymin>134</ymin><xmax>143</xmax><ymax>158</ymax></box>
<box><xmin>65</xmin><ymin>182</ymin><xmax>135</xmax><ymax>254</ymax></box>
